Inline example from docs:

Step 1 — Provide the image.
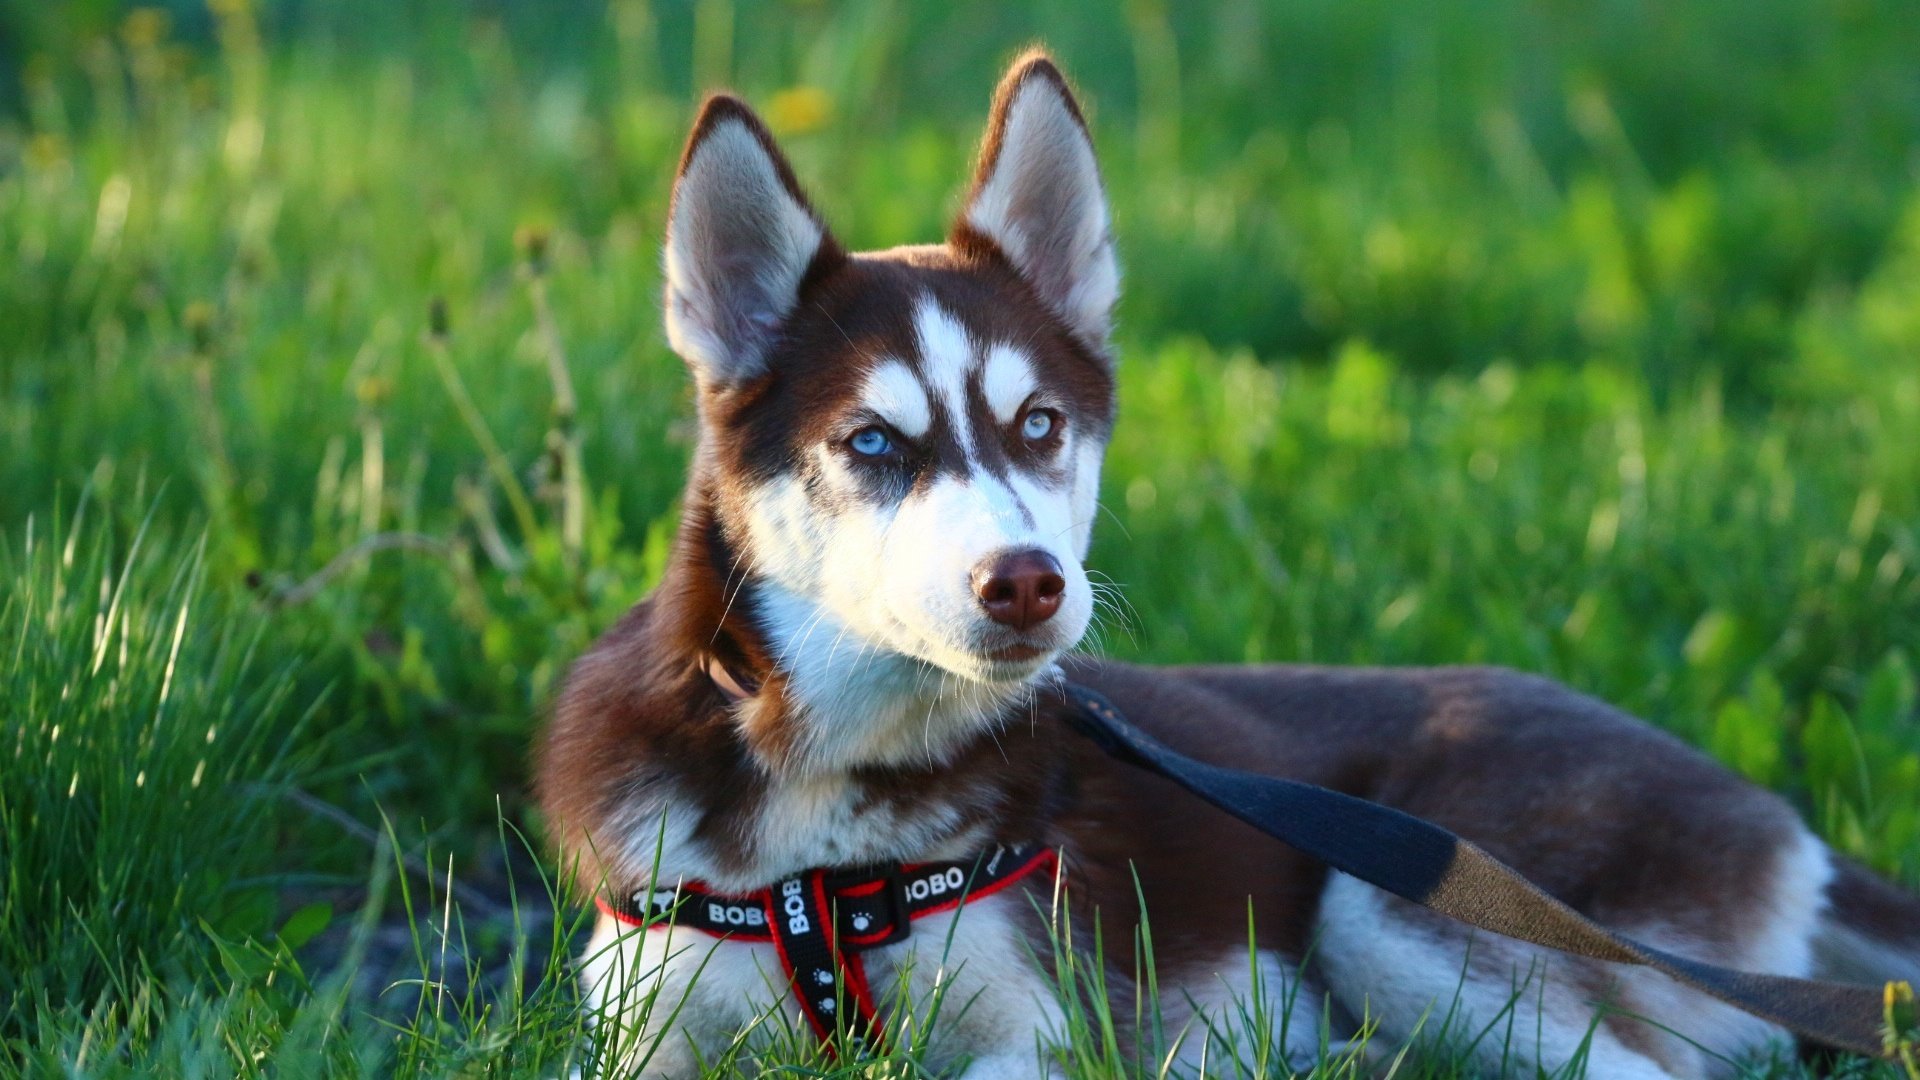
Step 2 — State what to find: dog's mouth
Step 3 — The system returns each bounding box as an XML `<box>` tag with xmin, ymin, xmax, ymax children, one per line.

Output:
<box><xmin>986</xmin><ymin>642</ymin><xmax>1047</xmax><ymax>663</ymax></box>
<box><xmin>895</xmin><ymin>623</ymin><xmax>1068</xmax><ymax>685</ymax></box>
<box><xmin>969</xmin><ymin>627</ymin><xmax>1077</xmax><ymax>675</ymax></box>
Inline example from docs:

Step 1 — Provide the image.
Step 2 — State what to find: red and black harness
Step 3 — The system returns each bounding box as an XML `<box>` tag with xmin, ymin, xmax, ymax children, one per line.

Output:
<box><xmin>597</xmin><ymin>843</ymin><xmax>1056</xmax><ymax>1051</ymax></box>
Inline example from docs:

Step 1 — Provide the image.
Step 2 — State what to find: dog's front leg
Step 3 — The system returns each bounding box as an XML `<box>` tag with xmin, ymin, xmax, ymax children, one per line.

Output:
<box><xmin>577</xmin><ymin>913</ymin><xmax>793</xmax><ymax>1077</ymax></box>
<box><xmin>868</xmin><ymin>895</ymin><xmax>1067</xmax><ymax>1079</ymax></box>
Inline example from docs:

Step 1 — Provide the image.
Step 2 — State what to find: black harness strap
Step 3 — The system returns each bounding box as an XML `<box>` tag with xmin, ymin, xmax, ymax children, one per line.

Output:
<box><xmin>1062</xmin><ymin>682</ymin><xmax>1899</xmax><ymax>1060</ymax></box>
<box><xmin>769</xmin><ymin>872</ymin><xmax>880</xmax><ymax>1049</ymax></box>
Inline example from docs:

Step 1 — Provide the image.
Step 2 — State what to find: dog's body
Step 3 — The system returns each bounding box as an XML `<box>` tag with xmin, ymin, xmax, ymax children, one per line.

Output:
<box><xmin>537</xmin><ymin>52</ymin><xmax>1920</xmax><ymax>1078</ymax></box>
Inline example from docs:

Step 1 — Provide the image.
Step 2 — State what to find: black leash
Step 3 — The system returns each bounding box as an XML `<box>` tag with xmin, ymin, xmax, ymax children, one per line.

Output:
<box><xmin>1061</xmin><ymin>682</ymin><xmax>1903</xmax><ymax>1060</ymax></box>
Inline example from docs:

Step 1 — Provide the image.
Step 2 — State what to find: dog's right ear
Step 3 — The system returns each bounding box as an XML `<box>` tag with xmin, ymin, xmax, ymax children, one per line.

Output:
<box><xmin>663</xmin><ymin>96</ymin><xmax>841</xmax><ymax>388</ymax></box>
<box><xmin>953</xmin><ymin>51</ymin><xmax>1117</xmax><ymax>356</ymax></box>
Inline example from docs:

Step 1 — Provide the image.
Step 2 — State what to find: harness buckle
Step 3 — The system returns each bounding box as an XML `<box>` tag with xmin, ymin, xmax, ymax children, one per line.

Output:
<box><xmin>868</xmin><ymin>868</ymin><xmax>914</xmax><ymax>948</ymax></box>
<box><xmin>824</xmin><ymin>864</ymin><xmax>914</xmax><ymax>951</ymax></box>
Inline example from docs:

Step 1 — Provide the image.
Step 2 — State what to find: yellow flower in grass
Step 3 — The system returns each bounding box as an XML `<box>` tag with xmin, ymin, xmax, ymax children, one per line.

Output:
<box><xmin>1887</xmin><ymin>979</ymin><xmax>1920</xmax><ymax>1075</ymax></box>
<box><xmin>767</xmin><ymin>86</ymin><xmax>833</xmax><ymax>137</ymax></box>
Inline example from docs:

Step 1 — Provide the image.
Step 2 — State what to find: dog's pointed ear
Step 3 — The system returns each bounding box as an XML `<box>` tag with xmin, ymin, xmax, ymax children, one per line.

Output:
<box><xmin>664</xmin><ymin>95</ymin><xmax>842</xmax><ymax>387</ymax></box>
<box><xmin>953</xmin><ymin>51</ymin><xmax>1118</xmax><ymax>355</ymax></box>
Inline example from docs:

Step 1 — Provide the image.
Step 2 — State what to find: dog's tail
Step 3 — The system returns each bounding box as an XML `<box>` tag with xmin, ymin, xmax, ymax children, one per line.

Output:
<box><xmin>1814</xmin><ymin>856</ymin><xmax>1920</xmax><ymax>991</ymax></box>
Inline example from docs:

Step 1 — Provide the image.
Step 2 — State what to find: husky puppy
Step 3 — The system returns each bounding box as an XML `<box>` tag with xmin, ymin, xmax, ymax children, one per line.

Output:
<box><xmin>537</xmin><ymin>50</ymin><xmax>1920</xmax><ymax>1079</ymax></box>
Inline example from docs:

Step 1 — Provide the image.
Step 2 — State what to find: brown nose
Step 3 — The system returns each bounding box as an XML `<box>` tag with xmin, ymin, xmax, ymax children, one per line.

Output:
<box><xmin>972</xmin><ymin>549</ymin><xmax>1066</xmax><ymax>631</ymax></box>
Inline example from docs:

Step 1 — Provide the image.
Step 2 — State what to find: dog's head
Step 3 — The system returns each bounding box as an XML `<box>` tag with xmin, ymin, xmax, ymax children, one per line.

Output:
<box><xmin>664</xmin><ymin>52</ymin><xmax>1116</xmax><ymax>748</ymax></box>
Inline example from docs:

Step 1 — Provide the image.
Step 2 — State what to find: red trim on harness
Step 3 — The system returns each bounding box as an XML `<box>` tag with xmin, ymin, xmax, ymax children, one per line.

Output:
<box><xmin>841</xmin><ymin>950</ymin><xmax>881</xmax><ymax>1036</ymax></box>
<box><xmin>764</xmin><ymin>888</ymin><xmax>839</xmax><ymax>1049</ymax></box>
<box><xmin>910</xmin><ymin>847</ymin><xmax>1057</xmax><ymax>920</ymax></box>
<box><xmin>812</xmin><ymin>873</ymin><xmax>850</xmax><ymax>1043</ymax></box>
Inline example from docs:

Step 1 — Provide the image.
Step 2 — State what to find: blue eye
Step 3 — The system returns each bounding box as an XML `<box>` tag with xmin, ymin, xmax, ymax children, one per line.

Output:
<box><xmin>1021</xmin><ymin>409</ymin><xmax>1057</xmax><ymax>441</ymax></box>
<box><xmin>849</xmin><ymin>427</ymin><xmax>892</xmax><ymax>456</ymax></box>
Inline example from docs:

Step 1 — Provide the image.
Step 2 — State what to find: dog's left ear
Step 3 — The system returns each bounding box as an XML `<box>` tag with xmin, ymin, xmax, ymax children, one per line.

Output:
<box><xmin>664</xmin><ymin>95</ymin><xmax>842</xmax><ymax>388</ymax></box>
<box><xmin>954</xmin><ymin>50</ymin><xmax>1119</xmax><ymax>356</ymax></box>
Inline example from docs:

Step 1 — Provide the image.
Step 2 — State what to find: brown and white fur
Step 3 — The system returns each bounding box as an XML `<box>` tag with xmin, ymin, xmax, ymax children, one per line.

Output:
<box><xmin>536</xmin><ymin>51</ymin><xmax>1920</xmax><ymax>1079</ymax></box>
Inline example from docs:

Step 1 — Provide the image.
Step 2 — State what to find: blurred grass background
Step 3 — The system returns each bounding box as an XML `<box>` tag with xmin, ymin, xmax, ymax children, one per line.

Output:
<box><xmin>2</xmin><ymin>0</ymin><xmax>1918</xmax><ymax>1075</ymax></box>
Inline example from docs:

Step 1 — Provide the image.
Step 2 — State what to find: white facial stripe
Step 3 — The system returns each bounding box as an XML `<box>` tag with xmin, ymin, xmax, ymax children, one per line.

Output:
<box><xmin>1068</xmin><ymin>435</ymin><xmax>1102</xmax><ymax>557</ymax></box>
<box><xmin>980</xmin><ymin>345</ymin><xmax>1038</xmax><ymax>424</ymax></box>
<box><xmin>860</xmin><ymin>359</ymin><xmax>932</xmax><ymax>438</ymax></box>
<box><xmin>974</xmin><ymin>474</ymin><xmax>1032</xmax><ymax>532</ymax></box>
<box><xmin>912</xmin><ymin>297</ymin><xmax>977</xmax><ymax>459</ymax></box>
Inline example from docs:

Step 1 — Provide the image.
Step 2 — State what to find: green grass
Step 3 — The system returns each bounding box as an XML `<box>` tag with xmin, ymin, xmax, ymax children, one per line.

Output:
<box><xmin>2</xmin><ymin>0</ymin><xmax>1919</xmax><ymax>1074</ymax></box>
